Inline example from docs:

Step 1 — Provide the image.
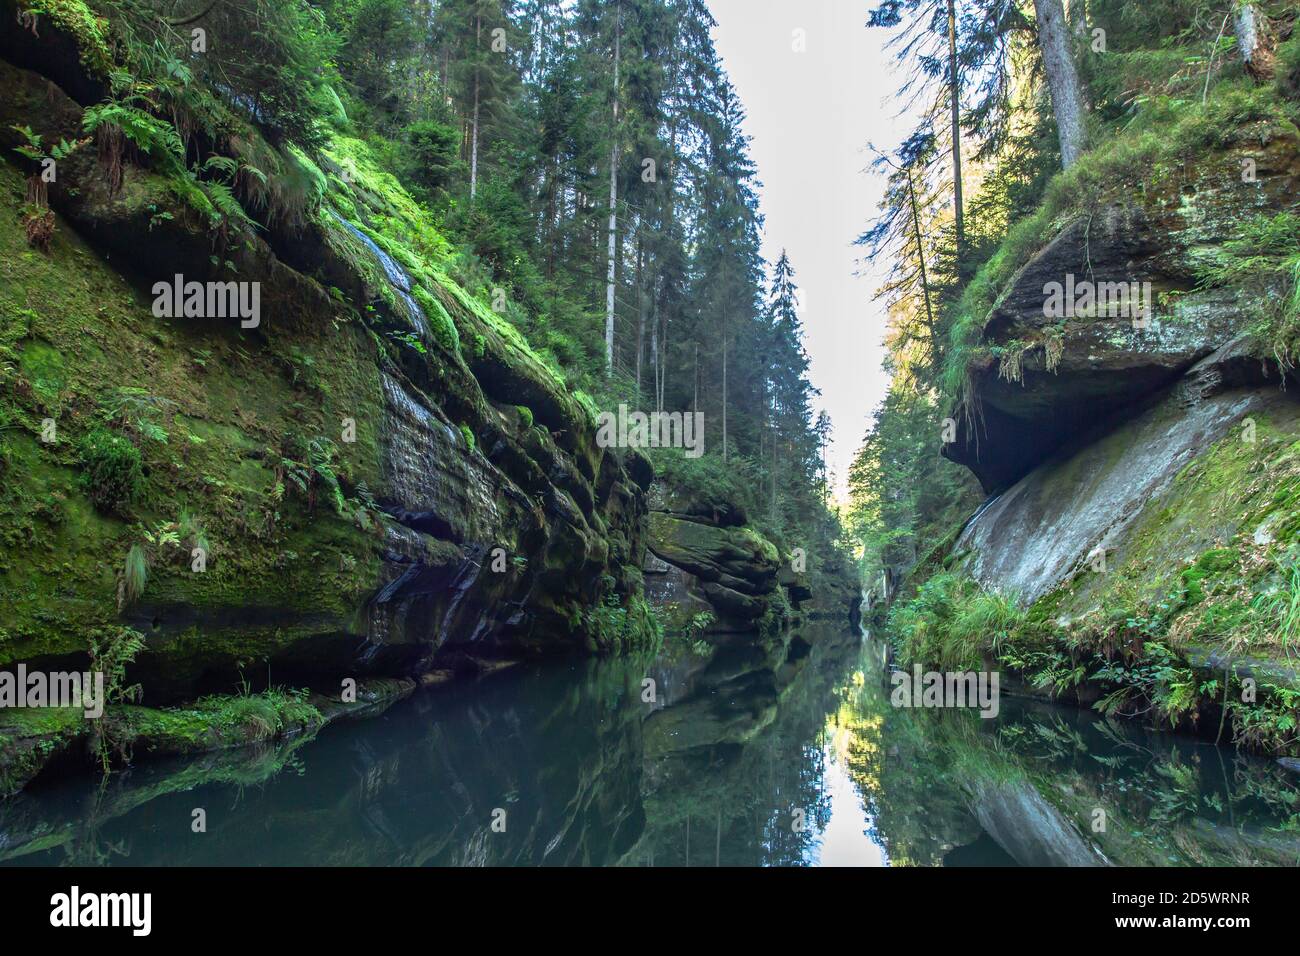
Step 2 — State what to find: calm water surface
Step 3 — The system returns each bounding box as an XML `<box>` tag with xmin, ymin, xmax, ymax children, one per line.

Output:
<box><xmin>2</xmin><ymin>627</ymin><xmax>1298</xmax><ymax>866</ymax></box>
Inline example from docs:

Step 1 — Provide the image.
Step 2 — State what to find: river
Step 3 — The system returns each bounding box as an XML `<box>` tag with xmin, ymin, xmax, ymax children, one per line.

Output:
<box><xmin>2</xmin><ymin>627</ymin><xmax>1298</xmax><ymax>866</ymax></box>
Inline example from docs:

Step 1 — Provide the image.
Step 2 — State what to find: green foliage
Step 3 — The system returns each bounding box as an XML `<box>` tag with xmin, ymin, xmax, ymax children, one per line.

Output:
<box><xmin>199</xmin><ymin>683</ymin><xmax>320</xmax><ymax>738</ymax></box>
<box><xmin>1280</xmin><ymin>31</ymin><xmax>1300</xmax><ymax>99</ymax></box>
<box><xmin>403</xmin><ymin>118</ymin><xmax>464</xmax><ymax>195</ymax></box>
<box><xmin>82</xmin><ymin>100</ymin><xmax>184</xmax><ymax>161</ymax></box>
<box><xmin>1092</xmin><ymin>642</ymin><xmax>1202</xmax><ymax>726</ymax></box>
<box><xmin>886</xmin><ymin>572</ymin><xmax>1024</xmax><ymax>671</ymax></box>
<box><xmin>99</xmin><ymin>387</ymin><xmax>175</xmax><ymax>444</ymax></box>
<box><xmin>1198</xmin><ymin>212</ymin><xmax>1300</xmax><ymax>372</ymax></box>
<box><xmin>87</xmin><ymin>625</ymin><xmax>145</xmax><ymax>772</ymax></box>
<box><xmin>79</xmin><ymin>426</ymin><xmax>143</xmax><ymax>515</ymax></box>
<box><xmin>583</xmin><ymin>577</ymin><xmax>661</xmax><ymax>653</ymax></box>
<box><xmin>120</xmin><ymin>543</ymin><xmax>148</xmax><ymax>603</ymax></box>
<box><xmin>458</xmin><ymin>423</ymin><xmax>475</xmax><ymax>452</ymax></box>
<box><xmin>1252</xmin><ymin>552</ymin><xmax>1300</xmax><ymax>658</ymax></box>
<box><xmin>279</xmin><ymin>436</ymin><xmax>347</xmax><ymax>516</ymax></box>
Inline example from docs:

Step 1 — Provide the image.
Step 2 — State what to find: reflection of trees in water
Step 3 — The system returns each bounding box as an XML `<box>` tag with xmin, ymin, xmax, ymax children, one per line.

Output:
<box><xmin>626</xmin><ymin>629</ymin><xmax>857</xmax><ymax>867</ymax></box>
<box><xmin>835</xmin><ymin>675</ymin><xmax>986</xmax><ymax>866</ymax></box>
<box><xmin>6</xmin><ymin>630</ymin><xmax>1297</xmax><ymax>867</ymax></box>
<box><xmin>830</xmin><ymin>647</ymin><xmax>1300</xmax><ymax>867</ymax></box>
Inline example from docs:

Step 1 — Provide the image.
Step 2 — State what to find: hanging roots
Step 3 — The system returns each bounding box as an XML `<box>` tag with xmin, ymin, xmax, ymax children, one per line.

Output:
<box><xmin>1044</xmin><ymin>332</ymin><xmax>1065</xmax><ymax>373</ymax></box>
<box><xmin>96</xmin><ymin>122</ymin><xmax>127</xmax><ymax>197</ymax></box>
<box><xmin>998</xmin><ymin>343</ymin><xmax>1027</xmax><ymax>384</ymax></box>
<box><xmin>22</xmin><ymin>172</ymin><xmax>53</xmax><ymax>251</ymax></box>
<box><xmin>25</xmin><ymin>173</ymin><xmax>47</xmax><ymax>207</ymax></box>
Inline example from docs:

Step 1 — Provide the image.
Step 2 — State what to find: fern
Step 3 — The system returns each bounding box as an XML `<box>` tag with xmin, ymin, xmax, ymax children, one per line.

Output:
<box><xmin>83</xmin><ymin>101</ymin><xmax>185</xmax><ymax>161</ymax></box>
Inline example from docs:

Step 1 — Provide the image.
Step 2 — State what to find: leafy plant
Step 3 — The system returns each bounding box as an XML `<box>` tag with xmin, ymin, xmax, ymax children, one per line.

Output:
<box><xmin>99</xmin><ymin>387</ymin><xmax>176</xmax><ymax>443</ymax></box>
<box><xmin>87</xmin><ymin>626</ymin><xmax>146</xmax><ymax>773</ymax></box>
<box><xmin>79</xmin><ymin>426</ymin><xmax>144</xmax><ymax>515</ymax></box>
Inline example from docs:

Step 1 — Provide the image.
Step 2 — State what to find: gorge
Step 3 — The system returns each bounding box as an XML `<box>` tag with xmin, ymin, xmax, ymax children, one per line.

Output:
<box><xmin>1</xmin><ymin>0</ymin><xmax>1300</xmax><ymax>873</ymax></box>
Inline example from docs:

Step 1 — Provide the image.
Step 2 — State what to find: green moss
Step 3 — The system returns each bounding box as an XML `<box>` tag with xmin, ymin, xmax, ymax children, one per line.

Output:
<box><xmin>944</xmin><ymin>81</ymin><xmax>1298</xmax><ymax>400</ymax></box>
<box><xmin>458</xmin><ymin>423</ymin><xmax>475</xmax><ymax>452</ymax></box>
<box><xmin>1179</xmin><ymin>548</ymin><xmax>1239</xmax><ymax>606</ymax></box>
<box><xmin>412</xmin><ymin>285</ymin><xmax>459</xmax><ymax>353</ymax></box>
<box><xmin>17</xmin><ymin>338</ymin><xmax>65</xmax><ymax>406</ymax></box>
<box><xmin>117</xmin><ymin>688</ymin><xmax>323</xmax><ymax>754</ymax></box>
<box><xmin>17</xmin><ymin>0</ymin><xmax>113</xmax><ymax>76</ymax></box>
<box><xmin>78</xmin><ymin>426</ymin><xmax>143</xmax><ymax>515</ymax></box>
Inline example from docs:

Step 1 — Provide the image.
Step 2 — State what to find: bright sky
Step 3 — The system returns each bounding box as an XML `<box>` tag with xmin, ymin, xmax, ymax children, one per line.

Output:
<box><xmin>708</xmin><ymin>0</ymin><xmax>921</xmax><ymax>498</ymax></box>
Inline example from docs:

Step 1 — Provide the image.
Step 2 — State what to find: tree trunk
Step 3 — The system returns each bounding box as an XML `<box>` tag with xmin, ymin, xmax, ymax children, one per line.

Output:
<box><xmin>1033</xmin><ymin>0</ymin><xmax>1087</xmax><ymax>169</ymax></box>
<box><xmin>658</xmin><ymin>307</ymin><xmax>667</xmax><ymax>412</ymax></box>
<box><xmin>770</xmin><ymin>430</ymin><xmax>777</xmax><ymax>522</ymax></box>
<box><xmin>905</xmin><ymin>168</ymin><xmax>936</xmax><ymax>347</ymax></box>
<box><xmin>650</xmin><ymin>299</ymin><xmax>660</xmax><ymax>411</ymax></box>
<box><xmin>693</xmin><ymin>342</ymin><xmax>698</xmax><ymax>413</ymax></box>
<box><xmin>722</xmin><ymin>334</ymin><xmax>728</xmax><ymax>462</ymax></box>
<box><xmin>635</xmin><ymin>235</ymin><xmax>645</xmax><ymax>405</ymax></box>
<box><xmin>604</xmin><ymin>2</ymin><xmax>622</xmax><ymax>375</ymax></box>
<box><xmin>1066</xmin><ymin>0</ymin><xmax>1086</xmax><ymax>32</ymax></box>
<box><xmin>946</xmin><ymin>0</ymin><xmax>964</xmax><ymax>257</ymax></box>
<box><xmin>1235</xmin><ymin>3</ymin><xmax>1275</xmax><ymax>81</ymax></box>
<box><xmin>470</xmin><ymin>15</ymin><xmax>481</xmax><ymax>200</ymax></box>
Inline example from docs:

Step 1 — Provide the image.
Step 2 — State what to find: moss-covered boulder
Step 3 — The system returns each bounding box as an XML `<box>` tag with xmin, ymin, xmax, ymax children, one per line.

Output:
<box><xmin>643</xmin><ymin>496</ymin><xmax>785</xmax><ymax>632</ymax></box>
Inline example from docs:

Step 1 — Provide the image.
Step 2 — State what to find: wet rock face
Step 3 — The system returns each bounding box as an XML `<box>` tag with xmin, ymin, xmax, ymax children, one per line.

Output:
<box><xmin>946</xmin><ymin>127</ymin><xmax>1300</xmax><ymax>494</ymax></box>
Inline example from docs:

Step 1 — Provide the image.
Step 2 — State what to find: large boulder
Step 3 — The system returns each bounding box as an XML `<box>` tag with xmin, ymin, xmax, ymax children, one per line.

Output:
<box><xmin>639</xmin><ymin>478</ymin><xmax>791</xmax><ymax>633</ymax></box>
<box><xmin>956</xmin><ymin>338</ymin><xmax>1292</xmax><ymax>607</ymax></box>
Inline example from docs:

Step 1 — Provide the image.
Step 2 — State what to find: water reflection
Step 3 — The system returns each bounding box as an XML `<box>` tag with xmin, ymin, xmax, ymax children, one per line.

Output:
<box><xmin>1</xmin><ymin>628</ymin><xmax>1297</xmax><ymax>866</ymax></box>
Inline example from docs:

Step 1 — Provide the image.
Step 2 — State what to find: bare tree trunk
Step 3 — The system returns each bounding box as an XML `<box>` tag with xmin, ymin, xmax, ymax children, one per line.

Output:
<box><xmin>770</xmin><ymin>431</ymin><xmax>777</xmax><ymax>522</ymax></box>
<box><xmin>1235</xmin><ymin>3</ymin><xmax>1275</xmax><ymax>81</ymax></box>
<box><xmin>1066</xmin><ymin>0</ymin><xmax>1086</xmax><ymax>32</ymax></box>
<box><xmin>658</xmin><ymin>308</ymin><xmax>667</xmax><ymax>412</ymax></box>
<box><xmin>1033</xmin><ymin>0</ymin><xmax>1088</xmax><ymax>169</ymax></box>
<box><xmin>603</xmin><ymin>2</ymin><xmax>622</xmax><ymax>375</ymax></box>
<box><xmin>946</xmin><ymin>0</ymin><xmax>964</xmax><ymax>257</ymax></box>
<box><xmin>722</xmin><ymin>334</ymin><xmax>728</xmax><ymax>463</ymax></box>
<box><xmin>635</xmin><ymin>236</ymin><xmax>645</xmax><ymax>405</ymax></box>
<box><xmin>650</xmin><ymin>302</ymin><xmax>660</xmax><ymax>411</ymax></box>
<box><xmin>693</xmin><ymin>342</ymin><xmax>698</xmax><ymax>413</ymax></box>
<box><xmin>470</xmin><ymin>15</ymin><xmax>481</xmax><ymax>200</ymax></box>
<box><xmin>905</xmin><ymin>169</ymin><xmax>936</xmax><ymax>345</ymax></box>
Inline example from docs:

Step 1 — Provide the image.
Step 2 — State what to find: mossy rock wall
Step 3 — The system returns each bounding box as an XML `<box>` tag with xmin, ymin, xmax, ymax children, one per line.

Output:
<box><xmin>0</xmin><ymin>30</ymin><xmax>654</xmax><ymax>718</ymax></box>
